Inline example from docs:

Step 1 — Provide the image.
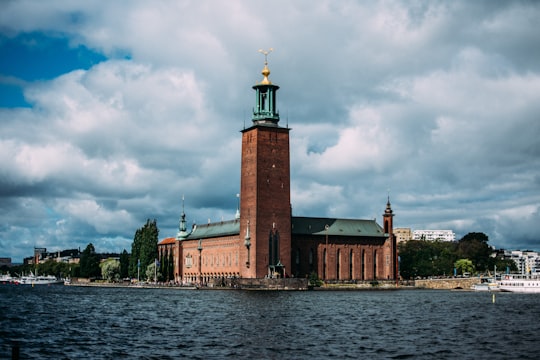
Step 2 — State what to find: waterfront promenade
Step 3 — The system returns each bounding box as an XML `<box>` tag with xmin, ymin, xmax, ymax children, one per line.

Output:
<box><xmin>65</xmin><ymin>277</ymin><xmax>476</xmax><ymax>290</ymax></box>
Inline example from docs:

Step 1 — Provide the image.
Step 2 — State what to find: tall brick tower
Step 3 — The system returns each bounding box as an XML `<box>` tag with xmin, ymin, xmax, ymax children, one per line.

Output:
<box><xmin>239</xmin><ymin>50</ymin><xmax>291</xmax><ymax>278</ymax></box>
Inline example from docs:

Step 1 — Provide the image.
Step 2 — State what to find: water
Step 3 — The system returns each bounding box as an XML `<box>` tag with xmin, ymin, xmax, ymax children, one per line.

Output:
<box><xmin>1</xmin><ymin>286</ymin><xmax>539</xmax><ymax>359</ymax></box>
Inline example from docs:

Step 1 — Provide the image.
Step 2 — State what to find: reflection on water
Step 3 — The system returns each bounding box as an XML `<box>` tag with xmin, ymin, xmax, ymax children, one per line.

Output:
<box><xmin>1</xmin><ymin>286</ymin><xmax>539</xmax><ymax>359</ymax></box>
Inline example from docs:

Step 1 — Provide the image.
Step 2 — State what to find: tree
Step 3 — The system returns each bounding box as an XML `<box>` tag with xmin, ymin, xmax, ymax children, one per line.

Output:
<box><xmin>398</xmin><ymin>240</ymin><xmax>458</xmax><ymax>279</ymax></box>
<box><xmin>80</xmin><ymin>243</ymin><xmax>101</xmax><ymax>278</ymax></box>
<box><xmin>129</xmin><ymin>219</ymin><xmax>159</xmax><ymax>279</ymax></box>
<box><xmin>488</xmin><ymin>252</ymin><xmax>518</xmax><ymax>274</ymax></box>
<box><xmin>168</xmin><ymin>251</ymin><xmax>174</xmax><ymax>281</ymax></box>
<box><xmin>129</xmin><ymin>228</ymin><xmax>142</xmax><ymax>278</ymax></box>
<box><xmin>119</xmin><ymin>249</ymin><xmax>130</xmax><ymax>279</ymax></box>
<box><xmin>454</xmin><ymin>259</ymin><xmax>475</xmax><ymax>275</ymax></box>
<box><xmin>160</xmin><ymin>251</ymin><xmax>167</xmax><ymax>281</ymax></box>
<box><xmin>145</xmin><ymin>261</ymin><xmax>161</xmax><ymax>283</ymax></box>
<box><xmin>36</xmin><ymin>259</ymin><xmax>72</xmax><ymax>278</ymax></box>
<box><xmin>101</xmin><ymin>259</ymin><xmax>120</xmax><ymax>282</ymax></box>
<box><xmin>457</xmin><ymin>232</ymin><xmax>492</xmax><ymax>272</ymax></box>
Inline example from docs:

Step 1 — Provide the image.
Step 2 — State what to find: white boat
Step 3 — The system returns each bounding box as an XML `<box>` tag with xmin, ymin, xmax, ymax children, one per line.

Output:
<box><xmin>0</xmin><ymin>274</ymin><xmax>18</xmax><ymax>284</ymax></box>
<box><xmin>18</xmin><ymin>273</ymin><xmax>64</xmax><ymax>286</ymax></box>
<box><xmin>472</xmin><ymin>277</ymin><xmax>500</xmax><ymax>292</ymax></box>
<box><xmin>497</xmin><ymin>274</ymin><xmax>540</xmax><ymax>293</ymax></box>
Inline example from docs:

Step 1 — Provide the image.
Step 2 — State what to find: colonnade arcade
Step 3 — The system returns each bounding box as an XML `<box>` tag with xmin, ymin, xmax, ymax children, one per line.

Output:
<box><xmin>183</xmin><ymin>272</ymin><xmax>241</xmax><ymax>286</ymax></box>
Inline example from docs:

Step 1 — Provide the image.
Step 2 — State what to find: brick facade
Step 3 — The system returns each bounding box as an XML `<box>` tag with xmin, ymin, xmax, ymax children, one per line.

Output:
<box><xmin>239</xmin><ymin>125</ymin><xmax>291</xmax><ymax>278</ymax></box>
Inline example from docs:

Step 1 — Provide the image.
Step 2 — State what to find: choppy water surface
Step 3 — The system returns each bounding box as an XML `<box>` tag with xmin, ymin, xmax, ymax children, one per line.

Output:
<box><xmin>1</xmin><ymin>286</ymin><xmax>539</xmax><ymax>359</ymax></box>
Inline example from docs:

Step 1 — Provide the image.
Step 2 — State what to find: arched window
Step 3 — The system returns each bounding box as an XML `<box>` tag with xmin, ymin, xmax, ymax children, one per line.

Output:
<box><xmin>268</xmin><ymin>229</ymin><xmax>280</xmax><ymax>266</ymax></box>
<box><xmin>349</xmin><ymin>249</ymin><xmax>354</xmax><ymax>280</ymax></box>
<box><xmin>373</xmin><ymin>250</ymin><xmax>377</xmax><ymax>280</ymax></box>
<box><xmin>336</xmin><ymin>249</ymin><xmax>341</xmax><ymax>280</ymax></box>
<box><xmin>361</xmin><ymin>249</ymin><xmax>365</xmax><ymax>281</ymax></box>
<box><xmin>323</xmin><ymin>248</ymin><xmax>327</xmax><ymax>280</ymax></box>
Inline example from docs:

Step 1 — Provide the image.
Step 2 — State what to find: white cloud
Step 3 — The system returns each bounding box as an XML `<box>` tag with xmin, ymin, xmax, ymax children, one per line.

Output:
<box><xmin>1</xmin><ymin>0</ymin><xmax>540</xmax><ymax>261</ymax></box>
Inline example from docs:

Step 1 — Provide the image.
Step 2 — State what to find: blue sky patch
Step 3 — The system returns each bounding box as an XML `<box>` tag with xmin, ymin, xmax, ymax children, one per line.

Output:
<box><xmin>0</xmin><ymin>32</ymin><xmax>107</xmax><ymax>107</ymax></box>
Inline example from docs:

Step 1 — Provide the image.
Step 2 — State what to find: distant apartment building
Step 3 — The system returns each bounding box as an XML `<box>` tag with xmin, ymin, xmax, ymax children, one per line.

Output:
<box><xmin>394</xmin><ymin>228</ymin><xmax>412</xmax><ymax>244</ymax></box>
<box><xmin>503</xmin><ymin>250</ymin><xmax>540</xmax><ymax>273</ymax></box>
<box><xmin>0</xmin><ymin>257</ymin><xmax>12</xmax><ymax>267</ymax></box>
<box><xmin>412</xmin><ymin>230</ymin><xmax>456</xmax><ymax>242</ymax></box>
<box><xmin>24</xmin><ymin>247</ymin><xmax>81</xmax><ymax>265</ymax></box>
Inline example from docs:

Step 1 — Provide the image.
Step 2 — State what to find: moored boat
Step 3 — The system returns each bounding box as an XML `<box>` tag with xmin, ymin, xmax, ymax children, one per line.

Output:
<box><xmin>18</xmin><ymin>273</ymin><xmax>64</xmax><ymax>286</ymax></box>
<box><xmin>497</xmin><ymin>274</ymin><xmax>540</xmax><ymax>293</ymax></box>
<box><xmin>471</xmin><ymin>277</ymin><xmax>500</xmax><ymax>292</ymax></box>
<box><xmin>0</xmin><ymin>274</ymin><xmax>19</xmax><ymax>285</ymax></box>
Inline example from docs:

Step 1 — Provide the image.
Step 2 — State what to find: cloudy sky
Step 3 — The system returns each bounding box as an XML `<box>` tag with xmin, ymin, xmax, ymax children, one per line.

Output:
<box><xmin>1</xmin><ymin>1</ymin><xmax>539</xmax><ymax>262</ymax></box>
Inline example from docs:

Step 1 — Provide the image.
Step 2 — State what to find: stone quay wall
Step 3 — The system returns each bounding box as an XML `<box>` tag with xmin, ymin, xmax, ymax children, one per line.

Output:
<box><xmin>235</xmin><ymin>277</ymin><xmax>309</xmax><ymax>290</ymax></box>
<box><xmin>415</xmin><ymin>277</ymin><xmax>478</xmax><ymax>290</ymax></box>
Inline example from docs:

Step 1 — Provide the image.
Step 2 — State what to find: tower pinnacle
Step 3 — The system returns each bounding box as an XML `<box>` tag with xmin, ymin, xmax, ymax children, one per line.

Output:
<box><xmin>258</xmin><ymin>48</ymin><xmax>273</xmax><ymax>84</ymax></box>
<box><xmin>176</xmin><ymin>195</ymin><xmax>190</xmax><ymax>240</ymax></box>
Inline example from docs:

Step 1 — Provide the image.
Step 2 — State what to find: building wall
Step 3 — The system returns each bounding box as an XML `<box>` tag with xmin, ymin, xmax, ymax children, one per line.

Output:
<box><xmin>412</xmin><ymin>230</ymin><xmax>455</xmax><ymax>242</ymax></box>
<box><xmin>394</xmin><ymin>228</ymin><xmax>412</xmax><ymax>243</ymax></box>
<box><xmin>0</xmin><ymin>257</ymin><xmax>12</xmax><ymax>267</ymax></box>
<box><xmin>181</xmin><ymin>235</ymin><xmax>241</xmax><ymax>285</ymax></box>
<box><xmin>292</xmin><ymin>235</ymin><xmax>392</xmax><ymax>281</ymax></box>
<box><xmin>161</xmin><ymin>230</ymin><xmax>394</xmax><ymax>283</ymax></box>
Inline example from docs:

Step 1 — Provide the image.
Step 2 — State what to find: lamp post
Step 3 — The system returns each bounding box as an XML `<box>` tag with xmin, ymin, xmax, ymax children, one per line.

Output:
<box><xmin>197</xmin><ymin>239</ymin><xmax>203</xmax><ymax>286</ymax></box>
<box><xmin>244</xmin><ymin>220</ymin><xmax>251</xmax><ymax>268</ymax></box>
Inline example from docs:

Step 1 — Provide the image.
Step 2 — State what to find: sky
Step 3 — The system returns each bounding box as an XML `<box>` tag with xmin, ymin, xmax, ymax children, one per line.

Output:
<box><xmin>1</xmin><ymin>1</ymin><xmax>539</xmax><ymax>263</ymax></box>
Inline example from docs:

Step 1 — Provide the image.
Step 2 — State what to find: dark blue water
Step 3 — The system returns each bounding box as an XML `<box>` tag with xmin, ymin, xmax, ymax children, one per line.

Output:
<box><xmin>1</xmin><ymin>286</ymin><xmax>539</xmax><ymax>359</ymax></box>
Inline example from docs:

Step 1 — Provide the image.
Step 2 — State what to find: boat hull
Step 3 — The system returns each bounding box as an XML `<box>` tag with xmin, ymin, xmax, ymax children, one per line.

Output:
<box><xmin>497</xmin><ymin>275</ymin><xmax>540</xmax><ymax>293</ymax></box>
<box><xmin>18</xmin><ymin>275</ymin><xmax>64</xmax><ymax>286</ymax></box>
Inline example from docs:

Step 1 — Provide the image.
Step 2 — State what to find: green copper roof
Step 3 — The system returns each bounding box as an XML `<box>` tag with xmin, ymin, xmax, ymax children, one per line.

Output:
<box><xmin>182</xmin><ymin>216</ymin><xmax>385</xmax><ymax>240</ymax></box>
<box><xmin>291</xmin><ymin>217</ymin><xmax>386</xmax><ymax>238</ymax></box>
<box><xmin>188</xmin><ymin>219</ymin><xmax>240</xmax><ymax>240</ymax></box>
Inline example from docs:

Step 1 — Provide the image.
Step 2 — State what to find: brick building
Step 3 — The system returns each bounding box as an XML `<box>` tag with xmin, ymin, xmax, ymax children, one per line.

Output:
<box><xmin>158</xmin><ymin>57</ymin><xmax>396</xmax><ymax>285</ymax></box>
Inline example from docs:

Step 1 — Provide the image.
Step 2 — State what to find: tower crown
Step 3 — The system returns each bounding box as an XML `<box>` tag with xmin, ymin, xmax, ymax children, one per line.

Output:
<box><xmin>252</xmin><ymin>48</ymin><xmax>280</xmax><ymax>125</ymax></box>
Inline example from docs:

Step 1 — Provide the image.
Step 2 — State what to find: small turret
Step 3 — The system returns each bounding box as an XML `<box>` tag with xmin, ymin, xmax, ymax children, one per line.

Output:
<box><xmin>383</xmin><ymin>195</ymin><xmax>394</xmax><ymax>235</ymax></box>
<box><xmin>176</xmin><ymin>196</ymin><xmax>191</xmax><ymax>240</ymax></box>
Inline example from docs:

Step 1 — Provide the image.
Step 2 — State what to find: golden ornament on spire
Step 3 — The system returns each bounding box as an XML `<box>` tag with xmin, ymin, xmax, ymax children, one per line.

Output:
<box><xmin>258</xmin><ymin>48</ymin><xmax>273</xmax><ymax>84</ymax></box>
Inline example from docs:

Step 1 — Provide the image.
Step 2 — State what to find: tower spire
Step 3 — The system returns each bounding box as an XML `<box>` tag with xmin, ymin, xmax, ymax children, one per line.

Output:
<box><xmin>258</xmin><ymin>48</ymin><xmax>273</xmax><ymax>85</ymax></box>
<box><xmin>176</xmin><ymin>195</ymin><xmax>190</xmax><ymax>240</ymax></box>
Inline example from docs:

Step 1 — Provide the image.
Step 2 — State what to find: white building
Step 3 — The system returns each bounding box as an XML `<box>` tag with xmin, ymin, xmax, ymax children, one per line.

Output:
<box><xmin>412</xmin><ymin>230</ymin><xmax>456</xmax><ymax>242</ymax></box>
<box><xmin>394</xmin><ymin>228</ymin><xmax>412</xmax><ymax>243</ymax></box>
<box><xmin>504</xmin><ymin>250</ymin><xmax>540</xmax><ymax>274</ymax></box>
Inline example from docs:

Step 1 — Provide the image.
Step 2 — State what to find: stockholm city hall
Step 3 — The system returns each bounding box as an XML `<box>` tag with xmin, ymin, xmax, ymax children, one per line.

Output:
<box><xmin>158</xmin><ymin>52</ymin><xmax>397</xmax><ymax>287</ymax></box>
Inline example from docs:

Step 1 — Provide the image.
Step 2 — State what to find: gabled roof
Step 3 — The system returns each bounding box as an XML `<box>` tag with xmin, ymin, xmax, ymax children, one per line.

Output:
<box><xmin>158</xmin><ymin>237</ymin><xmax>176</xmax><ymax>245</ymax></box>
<box><xmin>292</xmin><ymin>216</ymin><xmax>386</xmax><ymax>238</ymax></box>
